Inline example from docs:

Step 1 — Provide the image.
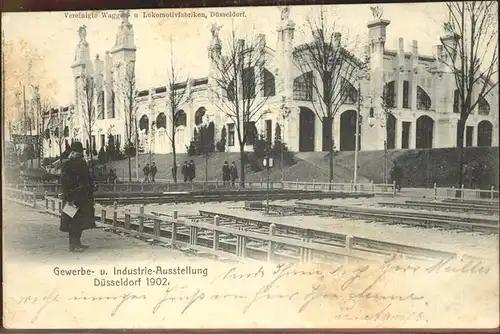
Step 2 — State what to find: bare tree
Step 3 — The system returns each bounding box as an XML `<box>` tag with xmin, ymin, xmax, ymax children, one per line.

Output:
<box><xmin>120</xmin><ymin>60</ymin><xmax>138</xmax><ymax>182</ymax></box>
<box><xmin>165</xmin><ymin>40</ymin><xmax>190</xmax><ymax>183</ymax></box>
<box><xmin>80</xmin><ymin>74</ymin><xmax>97</xmax><ymax>161</ymax></box>
<box><xmin>294</xmin><ymin>7</ymin><xmax>363</xmax><ymax>184</ymax></box>
<box><xmin>439</xmin><ymin>1</ymin><xmax>498</xmax><ymax>188</ymax></box>
<box><xmin>209</xmin><ymin>25</ymin><xmax>271</xmax><ymax>186</ymax></box>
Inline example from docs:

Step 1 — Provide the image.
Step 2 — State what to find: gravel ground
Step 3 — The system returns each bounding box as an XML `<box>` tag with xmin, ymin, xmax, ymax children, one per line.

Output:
<box><xmin>4</xmin><ymin>202</ymin><xmax>207</xmax><ymax>265</ymax></box>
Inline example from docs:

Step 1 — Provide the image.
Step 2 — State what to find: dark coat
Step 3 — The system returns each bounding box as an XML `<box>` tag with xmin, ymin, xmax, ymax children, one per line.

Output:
<box><xmin>390</xmin><ymin>165</ymin><xmax>403</xmax><ymax>183</ymax></box>
<box><xmin>222</xmin><ymin>164</ymin><xmax>230</xmax><ymax>181</ymax></box>
<box><xmin>230</xmin><ymin>165</ymin><xmax>238</xmax><ymax>180</ymax></box>
<box><xmin>60</xmin><ymin>154</ymin><xmax>96</xmax><ymax>232</ymax></box>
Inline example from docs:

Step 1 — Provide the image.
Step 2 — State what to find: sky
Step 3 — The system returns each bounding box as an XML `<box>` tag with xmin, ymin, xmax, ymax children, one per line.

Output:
<box><xmin>3</xmin><ymin>3</ymin><xmax>450</xmax><ymax>107</ymax></box>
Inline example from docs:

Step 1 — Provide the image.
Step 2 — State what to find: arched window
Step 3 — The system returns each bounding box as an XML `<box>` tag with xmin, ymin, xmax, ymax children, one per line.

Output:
<box><xmin>417</xmin><ymin>86</ymin><xmax>431</xmax><ymax>110</ymax></box>
<box><xmin>156</xmin><ymin>113</ymin><xmax>167</xmax><ymax>129</ymax></box>
<box><xmin>478</xmin><ymin>97</ymin><xmax>490</xmax><ymax>115</ymax></box>
<box><xmin>453</xmin><ymin>89</ymin><xmax>460</xmax><ymax>113</ymax></box>
<box><xmin>383</xmin><ymin>81</ymin><xmax>395</xmax><ymax>108</ymax></box>
<box><xmin>341</xmin><ymin>78</ymin><xmax>358</xmax><ymax>104</ymax></box>
<box><xmin>195</xmin><ymin>107</ymin><xmax>206</xmax><ymax>126</ymax></box>
<box><xmin>262</xmin><ymin>68</ymin><xmax>276</xmax><ymax>97</ymax></box>
<box><xmin>175</xmin><ymin>110</ymin><xmax>187</xmax><ymax>128</ymax></box>
<box><xmin>242</xmin><ymin>67</ymin><xmax>256</xmax><ymax>100</ymax></box>
<box><xmin>97</xmin><ymin>90</ymin><xmax>105</xmax><ymax>119</ymax></box>
<box><xmin>139</xmin><ymin>115</ymin><xmax>149</xmax><ymax>134</ymax></box>
<box><xmin>293</xmin><ymin>72</ymin><xmax>313</xmax><ymax>101</ymax></box>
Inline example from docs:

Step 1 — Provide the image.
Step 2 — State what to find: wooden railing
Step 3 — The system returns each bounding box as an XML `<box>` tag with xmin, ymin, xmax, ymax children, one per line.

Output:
<box><xmin>6</xmin><ymin>179</ymin><xmax>396</xmax><ymax>195</ymax></box>
<box><xmin>4</xmin><ymin>188</ymin><xmax>464</xmax><ymax>264</ymax></box>
<box><xmin>433</xmin><ymin>184</ymin><xmax>499</xmax><ymax>203</ymax></box>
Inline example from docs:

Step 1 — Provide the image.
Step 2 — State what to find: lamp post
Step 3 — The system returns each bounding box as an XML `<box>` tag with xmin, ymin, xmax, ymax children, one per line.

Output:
<box><xmin>279</xmin><ymin>96</ymin><xmax>291</xmax><ymax>182</ymax></box>
<box><xmin>198</xmin><ymin>114</ymin><xmax>212</xmax><ymax>183</ymax></box>
<box><xmin>354</xmin><ymin>73</ymin><xmax>371</xmax><ymax>185</ymax></box>
<box><xmin>263</xmin><ymin>154</ymin><xmax>274</xmax><ymax>214</ymax></box>
<box><xmin>367</xmin><ymin>104</ymin><xmax>389</xmax><ymax>184</ymax></box>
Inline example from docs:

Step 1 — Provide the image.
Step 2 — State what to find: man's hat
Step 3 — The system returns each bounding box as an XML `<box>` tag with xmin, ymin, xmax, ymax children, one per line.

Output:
<box><xmin>71</xmin><ymin>141</ymin><xmax>84</xmax><ymax>153</ymax></box>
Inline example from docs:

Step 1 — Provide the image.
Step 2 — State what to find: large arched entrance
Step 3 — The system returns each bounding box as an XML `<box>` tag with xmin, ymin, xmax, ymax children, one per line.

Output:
<box><xmin>340</xmin><ymin>110</ymin><xmax>359</xmax><ymax>151</ymax></box>
<box><xmin>386</xmin><ymin>114</ymin><xmax>396</xmax><ymax>149</ymax></box>
<box><xmin>416</xmin><ymin>115</ymin><xmax>434</xmax><ymax>149</ymax></box>
<box><xmin>299</xmin><ymin>107</ymin><xmax>315</xmax><ymax>152</ymax></box>
<box><xmin>477</xmin><ymin>120</ymin><xmax>493</xmax><ymax>147</ymax></box>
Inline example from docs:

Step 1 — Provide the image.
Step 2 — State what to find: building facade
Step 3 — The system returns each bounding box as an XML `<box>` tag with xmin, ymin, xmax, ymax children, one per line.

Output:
<box><xmin>41</xmin><ymin>8</ymin><xmax>498</xmax><ymax>158</ymax></box>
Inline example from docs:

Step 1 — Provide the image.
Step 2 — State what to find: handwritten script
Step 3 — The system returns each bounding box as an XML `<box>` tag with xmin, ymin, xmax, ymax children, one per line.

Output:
<box><xmin>13</xmin><ymin>256</ymin><xmax>494</xmax><ymax>326</ymax></box>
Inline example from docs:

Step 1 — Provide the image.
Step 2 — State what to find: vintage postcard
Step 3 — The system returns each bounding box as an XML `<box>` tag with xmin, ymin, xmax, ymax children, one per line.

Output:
<box><xmin>2</xmin><ymin>2</ymin><xmax>499</xmax><ymax>330</ymax></box>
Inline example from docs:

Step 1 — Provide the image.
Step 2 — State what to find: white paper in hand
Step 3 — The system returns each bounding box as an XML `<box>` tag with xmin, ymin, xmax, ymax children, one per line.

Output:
<box><xmin>62</xmin><ymin>202</ymin><xmax>79</xmax><ymax>218</ymax></box>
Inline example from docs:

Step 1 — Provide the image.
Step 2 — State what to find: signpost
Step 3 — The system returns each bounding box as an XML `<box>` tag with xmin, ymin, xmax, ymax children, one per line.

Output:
<box><xmin>263</xmin><ymin>156</ymin><xmax>274</xmax><ymax>214</ymax></box>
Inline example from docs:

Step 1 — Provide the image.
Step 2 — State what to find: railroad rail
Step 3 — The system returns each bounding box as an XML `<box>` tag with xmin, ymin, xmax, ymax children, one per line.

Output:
<box><xmin>3</xmin><ymin>186</ymin><xmax>376</xmax><ymax>205</ymax></box>
<box><xmin>5</xmin><ymin>189</ymin><xmax>473</xmax><ymax>264</ymax></box>
<box><xmin>266</xmin><ymin>201</ymin><xmax>499</xmax><ymax>234</ymax></box>
<box><xmin>6</xmin><ymin>180</ymin><xmax>396</xmax><ymax>195</ymax></box>
<box><xmin>197</xmin><ymin>210</ymin><xmax>463</xmax><ymax>261</ymax></box>
<box><xmin>378</xmin><ymin>200</ymin><xmax>500</xmax><ymax>215</ymax></box>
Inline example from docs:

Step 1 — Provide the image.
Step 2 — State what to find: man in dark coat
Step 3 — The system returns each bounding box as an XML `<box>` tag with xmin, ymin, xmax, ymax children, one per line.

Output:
<box><xmin>222</xmin><ymin>161</ymin><xmax>230</xmax><ymax>185</ymax></box>
<box><xmin>189</xmin><ymin>160</ymin><xmax>196</xmax><ymax>182</ymax></box>
<box><xmin>60</xmin><ymin>141</ymin><xmax>96</xmax><ymax>252</ymax></box>
<box><xmin>151</xmin><ymin>162</ymin><xmax>157</xmax><ymax>183</ymax></box>
<box><xmin>181</xmin><ymin>161</ymin><xmax>188</xmax><ymax>182</ymax></box>
<box><xmin>143</xmin><ymin>163</ymin><xmax>150</xmax><ymax>183</ymax></box>
<box><xmin>389</xmin><ymin>161</ymin><xmax>403</xmax><ymax>192</ymax></box>
<box><xmin>230</xmin><ymin>161</ymin><xmax>238</xmax><ymax>186</ymax></box>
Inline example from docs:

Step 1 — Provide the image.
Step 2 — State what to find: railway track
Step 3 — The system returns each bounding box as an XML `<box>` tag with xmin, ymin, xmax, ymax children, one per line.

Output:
<box><xmin>378</xmin><ymin>200</ymin><xmax>500</xmax><ymax>215</ymax></box>
<box><xmin>265</xmin><ymin>201</ymin><xmax>499</xmax><ymax>234</ymax></box>
<box><xmin>93</xmin><ymin>191</ymin><xmax>374</xmax><ymax>205</ymax></box>
<box><xmin>195</xmin><ymin>210</ymin><xmax>460</xmax><ymax>261</ymax></box>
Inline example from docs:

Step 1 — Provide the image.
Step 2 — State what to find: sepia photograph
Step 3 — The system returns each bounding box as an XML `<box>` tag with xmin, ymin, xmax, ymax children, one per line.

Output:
<box><xmin>2</xmin><ymin>2</ymin><xmax>499</xmax><ymax>329</ymax></box>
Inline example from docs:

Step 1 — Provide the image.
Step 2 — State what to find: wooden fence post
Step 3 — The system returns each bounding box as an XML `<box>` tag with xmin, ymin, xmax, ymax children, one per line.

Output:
<box><xmin>45</xmin><ymin>191</ymin><xmax>49</xmax><ymax>210</ymax></box>
<box><xmin>112</xmin><ymin>201</ymin><xmax>118</xmax><ymax>228</ymax></box>
<box><xmin>51</xmin><ymin>198</ymin><xmax>56</xmax><ymax>212</ymax></box>
<box><xmin>32</xmin><ymin>191</ymin><xmax>37</xmax><ymax>208</ymax></box>
<box><xmin>190</xmin><ymin>222</ymin><xmax>198</xmax><ymax>246</ymax></box>
<box><xmin>138</xmin><ymin>205</ymin><xmax>144</xmax><ymax>234</ymax></box>
<box><xmin>101</xmin><ymin>208</ymin><xmax>107</xmax><ymax>225</ymax></box>
<box><xmin>345</xmin><ymin>235</ymin><xmax>353</xmax><ymax>251</ymax></box>
<box><xmin>171</xmin><ymin>218</ymin><xmax>177</xmax><ymax>243</ymax></box>
<box><xmin>461</xmin><ymin>184</ymin><xmax>465</xmax><ymax>200</ymax></box>
<box><xmin>213</xmin><ymin>215</ymin><xmax>220</xmax><ymax>250</ymax></box>
<box><xmin>124</xmin><ymin>209</ymin><xmax>131</xmax><ymax>230</ymax></box>
<box><xmin>267</xmin><ymin>223</ymin><xmax>276</xmax><ymax>263</ymax></box>
<box><xmin>433</xmin><ymin>183</ymin><xmax>437</xmax><ymax>201</ymax></box>
<box><xmin>154</xmin><ymin>218</ymin><xmax>160</xmax><ymax>237</ymax></box>
<box><xmin>57</xmin><ymin>194</ymin><xmax>63</xmax><ymax>214</ymax></box>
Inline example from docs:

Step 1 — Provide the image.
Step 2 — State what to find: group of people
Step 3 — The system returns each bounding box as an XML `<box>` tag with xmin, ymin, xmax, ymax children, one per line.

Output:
<box><xmin>142</xmin><ymin>162</ymin><xmax>158</xmax><ymax>183</ymax></box>
<box><xmin>181</xmin><ymin>160</ymin><xmax>196</xmax><ymax>182</ymax></box>
<box><xmin>222</xmin><ymin>161</ymin><xmax>238</xmax><ymax>186</ymax></box>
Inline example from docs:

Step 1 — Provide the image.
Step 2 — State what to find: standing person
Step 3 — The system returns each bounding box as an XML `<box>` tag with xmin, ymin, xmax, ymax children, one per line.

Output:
<box><xmin>60</xmin><ymin>141</ymin><xmax>96</xmax><ymax>252</ymax></box>
<box><xmin>222</xmin><ymin>161</ymin><xmax>230</xmax><ymax>186</ymax></box>
<box><xmin>389</xmin><ymin>161</ymin><xmax>403</xmax><ymax>192</ymax></box>
<box><xmin>189</xmin><ymin>160</ymin><xmax>196</xmax><ymax>182</ymax></box>
<box><xmin>230</xmin><ymin>161</ymin><xmax>238</xmax><ymax>187</ymax></box>
<box><xmin>151</xmin><ymin>162</ymin><xmax>157</xmax><ymax>183</ymax></box>
<box><xmin>181</xmin><ymin>161</ymin><xmax>188</xmax><ymax>182</ymax></box>
<box><xmin>143</xmin><ymin>163</ymin><xmax>150</xmax><ymax>183</ymax></box>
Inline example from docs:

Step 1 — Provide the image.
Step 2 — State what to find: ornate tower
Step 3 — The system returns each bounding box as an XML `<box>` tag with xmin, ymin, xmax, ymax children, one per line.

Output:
<box><xmin>110</xmin><ymin>10</ymin><xmax>137</xmax><ymax>121</ymax></box>
<box><xmin>207</xmin><ymin>23</ymin><xmax>222</xmax><ymax>98</ymax></box>
<box><xmin>70</xmin><ymin>25</ymin><xmax>93</xmax><ymax>142</ymax></box>
<box><xmin>275</xmin><ymin>6</ymin><xmax>294</xmax><ymax>98</ymax></box>
<box><xmin>366</xmin><ymin>7</ymin><xmax>391</xmax><ymax>150</ymax></box>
